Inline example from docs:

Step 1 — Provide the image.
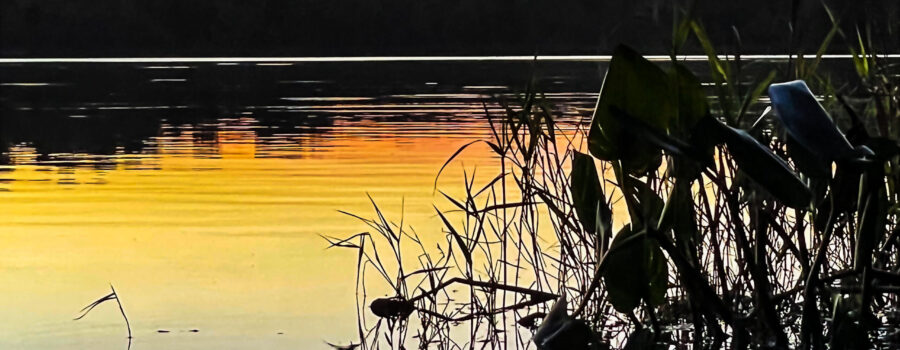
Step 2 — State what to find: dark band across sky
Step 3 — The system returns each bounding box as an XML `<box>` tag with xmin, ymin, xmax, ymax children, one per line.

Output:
<box><xmin>1</xmin><ymin>0</ymin><xmax>896</xmax><ymax>58</ymax></box>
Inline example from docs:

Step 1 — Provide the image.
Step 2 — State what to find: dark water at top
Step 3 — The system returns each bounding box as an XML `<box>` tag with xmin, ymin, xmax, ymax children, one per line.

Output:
<box><xmin>0</xmin><ymin>60</ymin><xmax>610</xmax><ymax>162</ymax></box>
<box><xmin>1</xmin><ymin>56</ymin><xmax>875</xmax><ymax>163</ymax></box>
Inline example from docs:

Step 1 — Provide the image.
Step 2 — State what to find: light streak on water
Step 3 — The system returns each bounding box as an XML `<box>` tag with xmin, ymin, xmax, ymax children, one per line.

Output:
<box><xmin>2</xmin><ymin>54</ymin><xmax>898</xmax><ymax>64</ymax></box>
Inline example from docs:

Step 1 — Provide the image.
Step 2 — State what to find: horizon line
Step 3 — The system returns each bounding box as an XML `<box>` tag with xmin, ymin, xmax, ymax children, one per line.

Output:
<box><xmin>1</xmin><ymin>54</ymin><xmax>899</xmax><ymax>63</ymax></box>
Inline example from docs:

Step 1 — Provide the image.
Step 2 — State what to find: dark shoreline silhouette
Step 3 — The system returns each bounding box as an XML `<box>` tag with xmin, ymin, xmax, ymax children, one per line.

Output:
<box><xmin>2</xmin><ymin>0</ymin><xmax>897</xmax><ymax>58</ymax></box>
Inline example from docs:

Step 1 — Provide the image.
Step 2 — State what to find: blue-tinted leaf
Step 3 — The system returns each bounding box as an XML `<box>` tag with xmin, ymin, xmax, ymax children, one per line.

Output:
<box><xmin>769</xmin><ymin>80</ymin><xmax>867</xmax><ymax>161</ymax></box>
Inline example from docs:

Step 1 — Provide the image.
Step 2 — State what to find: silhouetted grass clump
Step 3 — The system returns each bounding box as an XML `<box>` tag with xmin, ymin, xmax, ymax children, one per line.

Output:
<box><xmin>328</xmin><ymin>3</ymin><xmax>900</xmax><ymax>349</ymax></box>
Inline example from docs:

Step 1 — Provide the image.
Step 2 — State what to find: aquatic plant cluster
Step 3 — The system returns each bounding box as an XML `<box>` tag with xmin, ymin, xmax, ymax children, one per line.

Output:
<box><xmin>328</xmin><ymin>7</ymin><xmax>900</xmax><ymax>350</ymax></box>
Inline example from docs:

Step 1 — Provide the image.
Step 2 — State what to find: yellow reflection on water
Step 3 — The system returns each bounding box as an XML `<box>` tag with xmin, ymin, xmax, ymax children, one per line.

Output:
<box><xmin>0</xmin><ymin>119</ymin><xmax>499</xmax><ymax>349</ymax></box>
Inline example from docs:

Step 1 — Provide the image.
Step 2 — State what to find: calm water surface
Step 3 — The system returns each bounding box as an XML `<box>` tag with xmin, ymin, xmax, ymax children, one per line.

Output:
<box><xmin>0</xmin><ymin>61</ymin><xmax>602</xmax><ymax>349</ymax></box>
<box><xmin>2</xmin><ymin>56</ymin><xmax>876</xmax><ymax>349</ymax></box>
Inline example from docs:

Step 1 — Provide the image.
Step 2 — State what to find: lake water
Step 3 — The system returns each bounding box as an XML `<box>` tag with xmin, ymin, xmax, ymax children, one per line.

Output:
<box><xmin>2</xmin><ymin>56</ymin><xmax>887</xmax><ymax>349</ymax></box>
<box><xmin>0</xmin><ymin>60</ymin><xmax>604</xmax><ymax>349</ymax></box>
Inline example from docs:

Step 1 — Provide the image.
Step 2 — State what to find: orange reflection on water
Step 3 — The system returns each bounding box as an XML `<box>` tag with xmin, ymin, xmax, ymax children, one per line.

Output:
<box><xmin>0</xmin><ymin>117</ymin><xmax>502</xmax><ymax>350</ymax></box>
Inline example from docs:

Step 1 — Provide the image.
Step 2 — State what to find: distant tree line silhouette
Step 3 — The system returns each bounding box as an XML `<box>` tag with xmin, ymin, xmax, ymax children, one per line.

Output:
<box><xmin>1</xmin><ymin>0</ymin><xmax>897</xmax><ymax>57</ymax></box>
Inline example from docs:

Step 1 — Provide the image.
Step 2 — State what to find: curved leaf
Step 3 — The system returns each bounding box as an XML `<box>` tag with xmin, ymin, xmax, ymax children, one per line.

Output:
<box><xmin>588</xmin><ymin>45</ymin><xmax>673</xmax><ymax>174</ymax></box>
<box><xmin>768</xmin><ymin>80</ymin><xmax>863</xmax><ymax>161</ymax></box>
<box><xmin>570</xmin><ymin>152</ymin><xmax>612</xmax><ymax>240</ymax></box>
<box><xmin>602</xmin><ymin>225</ymin><xmax>668</xmax><ymax>313</ymax></box>
<box><xmin>608</xmin><ymin>106</ymin><xmax>705</xmax><ymax>162</ymax></box>
<box><xmin>717</xmin><ymin>121</ymin><xmax>812</xmax><ymax>209</ymax></box>
<box><xmin>660</xmin><ymin>182</ymin><xmax>700</xmax><ymax>260</ymax></box>
<box><xmin>621</xmin><ymin>175</ymin><xmax>665</xmax><ymax>231</ymax></box>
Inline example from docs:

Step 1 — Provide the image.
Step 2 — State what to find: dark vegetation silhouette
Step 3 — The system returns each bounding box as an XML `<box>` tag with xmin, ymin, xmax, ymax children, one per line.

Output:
<box><xmin>328</xmin><ymin>2</ymin><xmax>900</xmax><ymax>349</ymax></box>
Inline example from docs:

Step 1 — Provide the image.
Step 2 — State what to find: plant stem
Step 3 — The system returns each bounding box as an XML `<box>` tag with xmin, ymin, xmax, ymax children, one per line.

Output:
<box><xmin>110</xmin><ymin>285</ymin><xmax>132</xmax><ymax>339</ymax></box>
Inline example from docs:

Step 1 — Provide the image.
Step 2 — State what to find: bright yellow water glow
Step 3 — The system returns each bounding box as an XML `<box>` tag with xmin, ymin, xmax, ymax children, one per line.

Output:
<box><xmin>0</xmin><ymin>120</ymin><xmax>499</xmax><ymax>350</ymax></box>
